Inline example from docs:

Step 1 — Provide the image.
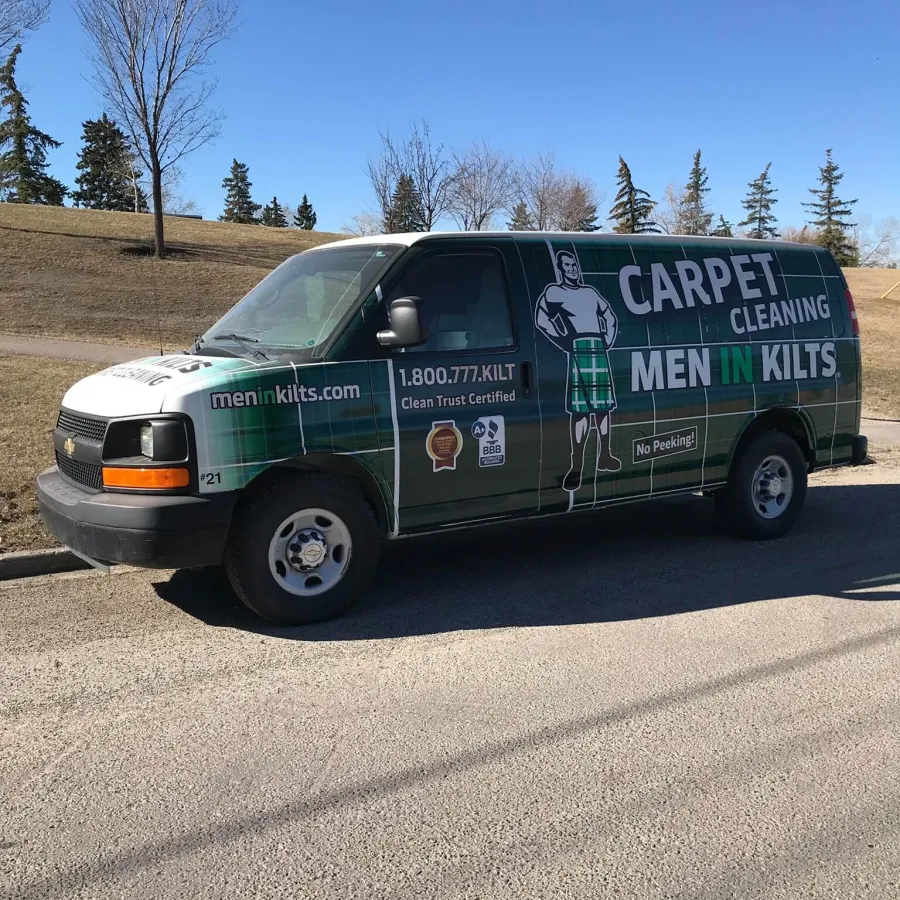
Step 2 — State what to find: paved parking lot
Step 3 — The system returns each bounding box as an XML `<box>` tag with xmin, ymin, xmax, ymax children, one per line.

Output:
<box><xmin>2</xmin><ymin>453</ymin><xmax>899</xmax><ymax>899</ymax></box>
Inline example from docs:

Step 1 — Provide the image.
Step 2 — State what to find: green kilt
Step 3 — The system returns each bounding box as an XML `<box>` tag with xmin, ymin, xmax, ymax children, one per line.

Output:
<box><xmin>569</xmin><ymin>337</ymin><xmax>616</xmax><ymax>414</ymax></box>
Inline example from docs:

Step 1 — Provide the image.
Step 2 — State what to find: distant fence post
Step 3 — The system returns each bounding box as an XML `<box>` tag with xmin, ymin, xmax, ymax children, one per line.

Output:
<box><xmin>880</xmin><ymin>278</ymin><xmax>900</xmax><ymax>300</ymax></box>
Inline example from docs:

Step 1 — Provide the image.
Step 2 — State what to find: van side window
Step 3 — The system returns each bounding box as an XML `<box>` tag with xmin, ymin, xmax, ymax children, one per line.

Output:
<box><xmin>385</xmin><ymin>251</ymin><xmax>515</xmax><ymax>353</ymax></box>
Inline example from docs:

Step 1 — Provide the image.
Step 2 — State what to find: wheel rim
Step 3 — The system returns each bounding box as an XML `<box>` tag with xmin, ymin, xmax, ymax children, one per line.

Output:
<box><xmin>267</xmin><ymin>508</ymin><xmax>352</xmax><ymax>597</ymax></box>
<box><xmin>751</xmin><ymin>455</ymin><xmax>794</xmax><ymax>519</ymax></box>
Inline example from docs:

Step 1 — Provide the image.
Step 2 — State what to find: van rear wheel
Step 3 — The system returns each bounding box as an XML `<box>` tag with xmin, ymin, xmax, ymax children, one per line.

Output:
<box><xmin>715</xmin><ymin>431</ymin><xmax>808</xmax><ymax>539</ymax></box>
<box><xmin>225</xmin><ymin>473</ymin><xmax>381</xmax><ymax>626</ymax></box>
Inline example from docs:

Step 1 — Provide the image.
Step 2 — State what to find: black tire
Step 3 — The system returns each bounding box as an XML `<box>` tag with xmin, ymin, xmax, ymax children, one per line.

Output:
<box><xmin>224</xmin><ymin>472</ymin><xmax>381</xmax><ymax>626</ymax></box>
<box><xmin>715</xmin><ymin>430</ymin><xmax>808</xmax><ymax>540</ymax></box>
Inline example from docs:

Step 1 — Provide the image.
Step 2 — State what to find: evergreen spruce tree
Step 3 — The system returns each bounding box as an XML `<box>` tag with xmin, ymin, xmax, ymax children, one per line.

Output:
<box><xmin>507</xmin><ymin>199</ymin><xmax>532</xmax><ymax>230</ymax></box>
<box><xmin>608</xmin><ymin>156</ymin><xmax>659</xmax><ymax>234</ymax></box>
<box><xmin>386</xmin><ymin>174</ymin><xmax>424</xmax><ymax>232</ymax></box>
<box><xmin>220</xmin><ymin>159</ymin><xmax>260</xmax><ymax>224</ymax></box>
<box><xmin>711</xmin><ymin>215</ymin><xmax>733</xmax><ymax>238</ymax></box>
<box><xmin>293</xmin><ymin>193</ymin><xmax>317</xmax><ymax>230</ymax></box>
<box><xmin>72</xmin><ymin>114</ymin><xmax>148</xmax><ymax>212</ymax></box>
<box><xmin>260</xmin><ymin>195</ymin><xmax>288</xmax><ymax>227</ymax></box>
<box><xmin>575</xmin><ymin>205</ymin><xmax>600</xmax><ymax>232</ymax></box>
<box><xmin>561</xmin><ymin>181</ymin><xmax>600</xmax><ymax>231</ymax></box>
<box><xmin>738</xmin><ymin>163</ymin><xmax>779</xmax><ymax>239</ymax></box>
<box><xmin>680</xmin><ymin>149</ymin><xmax>713</xmax><ymax>235</ymax></box>
<box><xmin>0</xmin><ymin>44</ymin><xmax>67</xmax><ymax>204</ymax></box>
<box><xmin>802</xmin><ymin>149</ymin><xmax>858</xmax><ymax>266</ymax></box>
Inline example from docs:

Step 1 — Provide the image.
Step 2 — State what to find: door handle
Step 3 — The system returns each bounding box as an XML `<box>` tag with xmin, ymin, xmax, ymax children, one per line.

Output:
<box><xmin>521</xmin><ymin>361</ymin><xmax>533</xmax><ymax>398</ymax></box>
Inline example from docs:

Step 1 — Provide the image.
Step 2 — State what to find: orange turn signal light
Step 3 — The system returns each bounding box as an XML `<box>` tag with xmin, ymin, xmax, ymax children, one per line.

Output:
<box><xmin>102</xmin><ymin>466</ymin><xmax>190</xmax><ymax>490</ymax></box>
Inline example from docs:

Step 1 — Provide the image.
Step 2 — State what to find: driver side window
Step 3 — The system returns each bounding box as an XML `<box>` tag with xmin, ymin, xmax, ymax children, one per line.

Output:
<box><xmin>385</xmin><ymin>250</ymin><xmax>515</xmax><ymax>353</ymax></box>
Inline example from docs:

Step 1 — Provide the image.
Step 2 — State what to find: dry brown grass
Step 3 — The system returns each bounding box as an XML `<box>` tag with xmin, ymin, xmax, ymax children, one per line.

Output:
<box><xmin>1</xmin><ymin>261</ymin><xmax>898</xmax><ymax>554</ymax></box>
<box><xmin>0</xmin><ymin>354</ymin><xmax>104</xmax><ymax>553</ymax></box>
<box><xmin>0</xmin><ymin>203</ymin><xmax>897</xmax><ymax>415</ymax></box>
<box><xmin>844</xmin><ymin>268</ymin><xmax>900</xmax><ymax>419</ymax></box>
<box><xmin>0</xmin><ymin>203</ymin><xmax>345</xmax><ymax>348</ymax></box>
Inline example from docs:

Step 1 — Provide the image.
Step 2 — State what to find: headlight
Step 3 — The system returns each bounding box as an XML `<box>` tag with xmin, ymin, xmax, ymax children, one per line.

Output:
<box><xmin>104</xmin><ymin>417</ymin><xmax>190</xmax><ymax>466</ymax></box>
<box><xmin>140</xmin><ymin>423</ymin><xmax>154</xmax><ymax>458</ymax></box>
<box><xmin>136</xmin><ymin>420</ymin><xmax>187</xmax><ymax>461</ymax></box>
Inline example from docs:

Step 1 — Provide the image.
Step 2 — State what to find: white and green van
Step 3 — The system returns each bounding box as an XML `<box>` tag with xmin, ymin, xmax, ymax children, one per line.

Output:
<box><xmin>38</xmin><ymin>232</ymin><xmax>868</xmax><ymax>625</ymax></box>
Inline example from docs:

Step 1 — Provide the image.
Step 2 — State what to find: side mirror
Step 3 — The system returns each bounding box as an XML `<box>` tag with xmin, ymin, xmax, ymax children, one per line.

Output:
<box><xmin>377</xmin><ymin>296</ymin><xmax>425</xmax><ymax>347</ymax></box>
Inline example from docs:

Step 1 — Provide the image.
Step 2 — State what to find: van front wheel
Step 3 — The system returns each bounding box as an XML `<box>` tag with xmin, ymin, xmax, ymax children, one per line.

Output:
<box><xmin>225</xmin><ymin>473</ymin><xmax>381</xmax><ymax>626</ymax></box>
<box><xmin>715</xmin><ymin>431</ymin><xmax>808</xmax><ymax>539</ymax></box>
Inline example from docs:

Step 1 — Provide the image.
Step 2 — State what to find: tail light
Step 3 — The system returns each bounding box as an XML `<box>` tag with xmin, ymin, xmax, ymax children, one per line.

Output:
<box><xmin>845</xmin><ymin>289</ymin><xmax>859</xmax><ymax>336</ymax></box>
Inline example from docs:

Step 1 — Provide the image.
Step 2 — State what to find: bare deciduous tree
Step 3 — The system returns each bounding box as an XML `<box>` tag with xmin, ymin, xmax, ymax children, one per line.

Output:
<box><xmin>852</xmin><ymin>215</ymin><xmax>899</xmax><ymax>268</ymax></box>
<box><xmin>448</xmin><ymin>140</ymin><xmax>516</xmax><ymax>231</ymax></box>
<box><xmin>780</xmin><ymin>219</ymin><xmax>898</xmax><ymax>267</ymax></box>
<box><xmin>364</xmin><ymin>149</ymin><xmax>397</xmax><ymax>232</ymax></box>
<box><xmin>512</xmin><ymin>153</ymin><xmax>603</xmax><ymax>231</ymax></box>
<box><xmin>365</xmin><ymin>120</ymin><xmax>455</xmax><ymax>231</ymax></box>
<box><xmin>654</xmin><ymin>183</ymin><xmax>688</xmax><ymax>235</ymax></box>
<box><xmin>341</xmin><ymin>211</ymin><xmax>382</xmax><ymax>237</ymax></box>
<box><xmin>514</xmin><ymin>152</ymin><xmax>567</xmax><ymax>231</ymax></box>
<box><xmin>156</xmin><ymin>164</ymin><xmax>197</xmax><ymax>216</ymax></box>
<box><xmin>398</xmin><ymin>120</ymin><xmax>453</xmax><ymax>231</ymax></box>
<box><xmin>0</xmin><ymin>0</ymin><xmax>48</xmax><ymax>50</ymax></box>
<box><xmin>123</xmin><ymin>153</ymin><xmax>144</xmax><ymax>213</ymax></box>
<box><xmin>75</xmin><ymin>0</ymin><xmax>236</xmax><ymax>257</ymax></box>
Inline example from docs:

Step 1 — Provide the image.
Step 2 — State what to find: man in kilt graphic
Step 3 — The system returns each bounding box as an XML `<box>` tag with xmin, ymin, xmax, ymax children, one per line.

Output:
<box><xmin>535</xmin><ymin>249</ymin><xmax>621</xmax><ymax>491</ymax></box>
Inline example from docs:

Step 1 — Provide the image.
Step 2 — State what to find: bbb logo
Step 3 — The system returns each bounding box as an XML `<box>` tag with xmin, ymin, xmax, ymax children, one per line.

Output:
<box><xmin>472</xmin><ymin>416</ymin><xmax>506</xmax><ymax>468</ymax></box>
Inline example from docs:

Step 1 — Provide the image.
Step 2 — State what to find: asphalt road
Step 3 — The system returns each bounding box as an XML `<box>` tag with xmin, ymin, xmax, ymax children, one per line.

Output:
<box><xmin>2</xmin><ymin>458</ymin><xmax>899</xmax><ymax>899</ymax></box>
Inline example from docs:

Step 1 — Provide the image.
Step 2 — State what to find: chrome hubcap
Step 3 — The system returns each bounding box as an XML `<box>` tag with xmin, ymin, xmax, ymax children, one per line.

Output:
<box><xmin>268</xmin><ymin>508</ymin><xmax>352</xmax><ymax>597</ymax></box>
<box><xmin>751</xmin><ymin>455</ymin><xmax>794</xmax><ymax>519</ymax></box>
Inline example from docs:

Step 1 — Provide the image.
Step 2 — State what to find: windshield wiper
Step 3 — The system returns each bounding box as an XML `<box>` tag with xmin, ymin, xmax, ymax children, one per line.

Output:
<box><xmin>212</xmin><ymin>333</ymin><xmax>269</xmax><ymax>360</ymax></box>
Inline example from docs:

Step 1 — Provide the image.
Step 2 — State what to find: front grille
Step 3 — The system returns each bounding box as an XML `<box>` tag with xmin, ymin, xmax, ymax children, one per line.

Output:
<box><xmin>57</xmin><ymin>410</ymin><xmax>107</xmax><ymax>443</ymax></box>
<box><xmin>56</xmin><ymin>450</ymin><xmax>103</xmax><ymax>491</ymax></box>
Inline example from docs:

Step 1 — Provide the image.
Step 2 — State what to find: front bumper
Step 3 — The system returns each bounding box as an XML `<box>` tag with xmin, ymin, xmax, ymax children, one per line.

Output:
<box><xmin>852</xmin><ymin>434</ymin><xmax>868</xmax><ymax>465</ymax></box>
<box><xmin>37</xmin><ymin>467</ymin><xmax>237</xmax><ymax>569</ymax></box>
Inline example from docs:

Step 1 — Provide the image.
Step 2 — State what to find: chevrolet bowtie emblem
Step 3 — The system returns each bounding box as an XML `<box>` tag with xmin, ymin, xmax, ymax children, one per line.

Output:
<box><xmin>63</xmin><ymin>437</ymin><xmax>76</xmax><ymax>456</ymax></box>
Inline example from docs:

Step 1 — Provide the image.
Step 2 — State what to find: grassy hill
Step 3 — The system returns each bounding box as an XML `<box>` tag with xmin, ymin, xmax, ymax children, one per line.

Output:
<box><xmin>1</xmin><ymin>204</ymin><xmax>898</xmax><ymax>553</ymax></box>
<box><xmin>0</xmin><ymin>203</ymin><xmax>345</xmax><ymax>348</ymax></box>
<box><xmin>1</xmin><ymin>203</ymin><xmax>898</xmax><ymax>416</ymax></box>
<box><xmin>840</xmin><ymin>267</ymin><xmax>900</xmax><ymax>419</ymax></box>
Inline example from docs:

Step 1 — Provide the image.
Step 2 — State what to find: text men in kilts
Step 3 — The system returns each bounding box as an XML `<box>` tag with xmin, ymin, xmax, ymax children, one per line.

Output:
<box><xmin>535</xmin><ymin>250</ymin><xmax>621</xmax><ymax>491</ymax></box>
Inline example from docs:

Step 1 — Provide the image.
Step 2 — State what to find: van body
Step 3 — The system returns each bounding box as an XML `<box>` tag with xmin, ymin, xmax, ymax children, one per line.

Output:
<box><xmin>37</xmin><ymin>232</ymin><xmax>868</xmax><ymax>624</ymax></box>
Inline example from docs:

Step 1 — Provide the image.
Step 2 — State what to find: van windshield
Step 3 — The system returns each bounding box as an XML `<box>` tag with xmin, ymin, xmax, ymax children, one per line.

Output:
<box><xmin>199</xmin><ymin>244</ymin><xmax>403</xmax><ymax>356</ymax></box>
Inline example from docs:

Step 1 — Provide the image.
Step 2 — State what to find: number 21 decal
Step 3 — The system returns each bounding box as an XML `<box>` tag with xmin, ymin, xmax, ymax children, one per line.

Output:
<box><xmin>201</xmin><ymin>472</ymin><xmax>222</xmax><ymax>485</ymax></box>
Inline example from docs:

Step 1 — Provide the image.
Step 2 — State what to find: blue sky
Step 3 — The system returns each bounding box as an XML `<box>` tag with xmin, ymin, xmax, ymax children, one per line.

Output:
<box><xmin>12</xmin><ymin>0</ymin><xmax>899</xmax><ymax>233</ymax></box>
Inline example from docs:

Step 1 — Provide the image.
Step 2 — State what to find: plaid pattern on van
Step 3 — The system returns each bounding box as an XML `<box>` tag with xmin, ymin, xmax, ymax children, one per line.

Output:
<box><xmin>570</xmin><ymin>337</ymin><xmax>616</xmax><ymax>413</ymax></box>
<box><xmin>172</xmin><ymin>358</ymin><xmax>390</xmax><ymax>496</ymax></box>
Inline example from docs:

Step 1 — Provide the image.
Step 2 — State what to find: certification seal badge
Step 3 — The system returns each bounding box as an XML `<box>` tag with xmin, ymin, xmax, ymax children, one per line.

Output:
<box><xmin>471</xmin><ymin>416</ymin><xmax>506</xmax><ymax>467</ymax></box>
<box><xmin>426</xmin><ymin>420</ymin><xmax>463</xmax><ymax>472</ymax></box>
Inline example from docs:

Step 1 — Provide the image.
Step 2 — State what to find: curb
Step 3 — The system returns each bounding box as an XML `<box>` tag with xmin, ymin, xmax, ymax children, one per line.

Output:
<box><xmin>0</xmin><ymin>548</ymin><xmax>91</xmax><ymax>581</ymax></box>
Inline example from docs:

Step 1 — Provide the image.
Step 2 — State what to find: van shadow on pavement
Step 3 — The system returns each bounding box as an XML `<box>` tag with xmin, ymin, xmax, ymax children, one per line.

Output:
<box><xmin>153</xmin><ymin>481</ymin><xmax>900</xmax><ymax>640</ymax></box>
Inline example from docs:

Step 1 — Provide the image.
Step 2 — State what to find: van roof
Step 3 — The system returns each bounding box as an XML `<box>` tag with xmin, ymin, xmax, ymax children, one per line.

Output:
<box><xmin>311</xmin><ymin>231</ymin><xmax>827</xmax><ymax>252</ymax></box>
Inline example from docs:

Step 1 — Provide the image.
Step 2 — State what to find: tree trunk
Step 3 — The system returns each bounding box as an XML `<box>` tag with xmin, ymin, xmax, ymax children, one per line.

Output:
<box><xmin>151</xmin><ymin>158</ymin><xmax>165</xmax><ymax>259</ymax></box>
